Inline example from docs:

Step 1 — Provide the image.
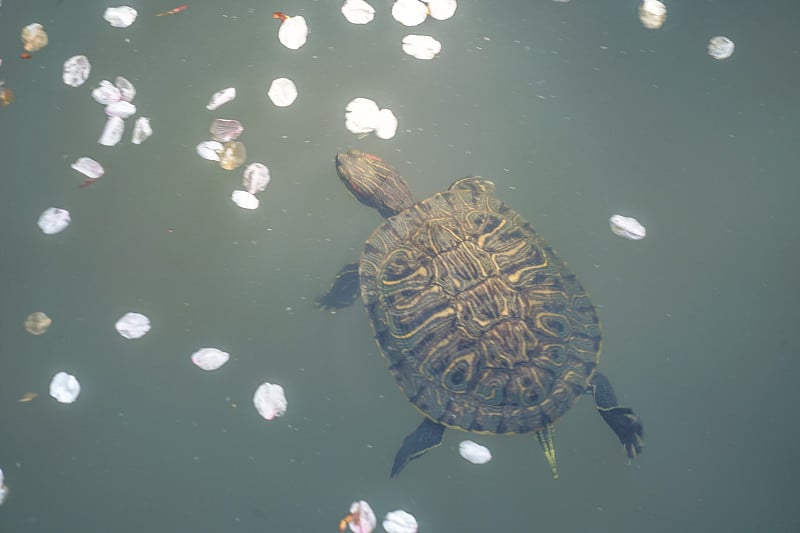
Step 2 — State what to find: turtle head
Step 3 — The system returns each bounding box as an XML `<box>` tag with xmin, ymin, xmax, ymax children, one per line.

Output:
<box><xmin>336</xmin><ymin>149</ymin><xmax>416</xmax><ymax>218</ymax></box>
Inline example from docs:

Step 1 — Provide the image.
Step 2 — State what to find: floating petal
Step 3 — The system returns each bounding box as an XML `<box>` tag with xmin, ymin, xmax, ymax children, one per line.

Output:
<box><xmin>24</xmin><ymin>311</ymin><xmax>52</xmax><ymax>335</ymax></box>
<box><xmin>21</xmin><ymin>23</ymin><xmax>48</xmax><ymax>52</ymax></box>
<box><xmin>383</xmin><ymin>510</ymin><xmax>418</xmax><ymax>533</ymax></box>
<box><xmin>37</xmin><ymin>207</ymin><xmax>71</xmax><ymax>235</ymax></box>
<box><xmin>639</xmin><ymin>0</ymin><xmax>667</xmax><ymax>29</ymax></box>
<box><xmin>209</xmin><ymin>118</ymin><xmax>243</xmax><ymax>142</ymax></box>
<box><xmin>206</xmin><ymin>87</ymin><xmax>236</xmax><ymax>110</ymax></box>
<box><xmin>49</xmin><ymin>372</ymin><xmax>80</xmax><ymax>404</ymax></box>
<box><xmin>707</xmin><ymin>36</ymin><xmax>734</xmax><ymax>60</ymax></box>
<box><xmin>243</xmin><ymin>163</ymin><xmax>271</xmax><ymax>194</ymax></box>
<box><xmin>63</xmin><ymin>55</ymin><xmax>91</xmax><ymax>87</ymax></box>
<box><xmin>609</xmin><ymin>214</ymin><xmax>646</xmax><ymax>240</ymax></box>
<box><xmin>253</xmin><ymin>382</ymin><xmax>287</xmax><ymax>420</ymax></box>
<box><xmin>105</xmin><ymin>100</ymin><xmax>136</xmax><ymax>119</ymax></box>
<box><xmin>92</xmin><ymin>80</ymin><xmax>122</xmax><ymax>105</ymax></box>
<box><xmin>278</xmin><ymin>15</ymin><xmax>308</xmax><ymax>50</ymax></box>
<box><xmin>104</xmin><ymin>6</ymin><xmax>138</xmax><ymax>28</ymax></box>
<box><xmin>267</xmin><ymin>78</ymin><xmax>298</xmax><ymax>107</ymax></box>
<box><xmin>427</xmin><ymin>0</ymin><xmax>457</xmax><ymax>21</ymax></box>
<box><xmin>345</xmin><ymin>97</ymin><xmax>380</xmax><ymax>135</ymax></box>
<box><xmin>374</xmin><ymin>108</ymin><xmax>398</xmax><ymax>139</ymax></box>
<box><xmin>231</xmin><ymin>190</ymin><xmax>259</xmax><ymax>210</ymax></box>
<box><xmin>115</xmin><ymin>76</ymin><xmax>136</xmax><ymax>102</ymax></box>
<box><xmin>0</xmin><ymin>467</ymin><xmax>6</xmax><ymax>506</ymax></box>
<box><xmin>191</xmin><ymin>348</ymin><xmax>230</xmax><ymax>371</ymax></box>
<box><xmin>197</xmin><ymin>141</ymin><xmax>223</xmax><ymax>161</ymax></box>
<box><xmin>98</xmin><ymin>116</ymin><xmax>125</xmax><ymax>146</ymax></box>
<box><xmin>402</xmin><ymin>34</ymin><xmax>442</xmax><ymax>60</ymax></box>
<box><xmin>71</xmin><ymin>157</ymin><xmax>104</xmax><ymax>179</ymax></box>
<box><xmin>342</xmin><ymin>0</ymin><xmax>376</xmax><ymax>24</ymax></box>
<box><xmin>219</xmin><ymin>141</ymin><xmax>247</xmax><ymax>170</ymax></box>
<box><xmin>131</xmin><ymin>117</ymin><xmax>152</xmax><ymax>144</ymax></box>
<box><xmin>115</xmin><ymin>312</ymin><xmax>151</xmax><ymax>339</ymax></box>
<box><xmin>458</xmin><ymin>440</ymin><xmax>492</xmax><ymax>464</ymax></box>
<box><xmin>392</xmin><ymin>0</ymin><xmax>428</xmax><ymax>26</ymax></box>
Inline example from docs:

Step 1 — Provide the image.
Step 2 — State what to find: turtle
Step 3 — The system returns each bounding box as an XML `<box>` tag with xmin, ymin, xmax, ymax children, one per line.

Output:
<box><xmin>316</xmin><ymin>149</ymin><xmax>643</xmax><ymax>479</ymax></box>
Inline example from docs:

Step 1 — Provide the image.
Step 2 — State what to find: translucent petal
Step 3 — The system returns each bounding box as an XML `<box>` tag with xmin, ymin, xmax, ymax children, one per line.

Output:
<box><xmin>609</xmin><ymin>214</ymin><xmax>646</xmax><ymax>240</ymax></box>
<box><xmin>21</xmin><ymin>23</ymin><xmax>48</xmax><ymax>52</ymax></box>
<box><xmin>191</xmin><ymin>348</ymin><xmax>230</xmax><ymax>371</ymax></box>
<box><xmin>346</xmin><ymin>501</ymin><xmax>376</xmax><ymax>533</ymax></box>
<box><xmin>639</xmin><ymin>0</ymin><xmax>667</xmax><ymax>29</ymax></box>
<box><xmin>71</xmin><ymin>157</ymin><xmax>104</xmax><ymax>179</ymax></box>
<box><xmin>209</xmin><ymin>118</ymin><xmax>243</xmax><ymax>142</ymax></box>
<box><xmin>115</xmin><ymin>312</ymin><xmax>151</xmax><ymax>339</ymax></box>
<box><xmin>458</xmin><ymin>440</ymin><xmax>492</xmax><ymax>464</ymax></box>
<box><xmin>253</xmin><ymin>382</ymin><xmax>287</xmax><ymax>420</ymax></box>
<box><xmin>49</xmin><ymin>372</ymin><xmax>80</xmax><ymax>404</ymax></box>
<box><xmin>707</xmin><ymin>36</ymin><xmax>734</xmax><ymax>60</ymax></box>
<box><xmin>219</xmin><ymin>141</ymin><xmax>247</xmax><ymax>170</ymax></box>
<box><xmin>63</xmin><ymin>55</ymin><xmax>91</xmax><ymax>87</ymax></box>
<box><xmin>267</xmin><ymin>78</ymin><xmax>298</xmax><ymax>107</ymax></box>
<box><xmin>243</xmin><ymin>163</ymin><xmax>271</xmax><ymax>194</ymax></box>
<box><xmin>103</xmin><ymin>6</ymin><xmax>138</xmax><ymax>28</ymax></box>
<box><xmin>24</xmin><ymin>312</ymin><xmax>52</xmax><ymax>335</ymax></box>
<box><xmin>37</xmin><ymin>207</ymin><xmax>71</xmax><ymax>235</ymax></box>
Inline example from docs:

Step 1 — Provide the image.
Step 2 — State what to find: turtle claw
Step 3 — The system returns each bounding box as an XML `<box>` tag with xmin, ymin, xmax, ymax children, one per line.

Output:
<box><xmin>598</xmin><ymin>407</ymin><xmax>644</xmax><ymax>459</ymax></box>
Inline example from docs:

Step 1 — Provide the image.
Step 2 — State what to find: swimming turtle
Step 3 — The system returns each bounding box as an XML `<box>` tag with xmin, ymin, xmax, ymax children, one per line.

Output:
<box><xmin>316</xmin><ymin>149</ymin><xmax>643</xmax><ymax>478</ymax></box>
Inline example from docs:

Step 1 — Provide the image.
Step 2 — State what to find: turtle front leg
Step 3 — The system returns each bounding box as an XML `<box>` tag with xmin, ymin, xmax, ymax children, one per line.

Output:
<box><xmin>590</xmin><ymin>372</ymin><xmax>644</xmax><ymax>460</ymax></box>
<box><xmin>390</xmin><ymin>418</ymin><xmax>446</xmax><ymax>479</ymax></box>
<box><xmin>315</xmin><ymin>262</ymin><xmax>360</xmax><ymax>311</ymax></box>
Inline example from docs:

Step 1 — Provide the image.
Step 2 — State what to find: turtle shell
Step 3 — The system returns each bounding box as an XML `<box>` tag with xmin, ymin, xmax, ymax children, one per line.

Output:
<box><xmin>358</xmin><ymin>177</ymin><xmax>601</xmax><ymax>434</ymax></box>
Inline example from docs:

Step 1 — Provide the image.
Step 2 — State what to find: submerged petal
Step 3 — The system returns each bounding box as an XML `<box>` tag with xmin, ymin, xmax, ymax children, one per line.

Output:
<box><xmin>115</xmin><ymin>312</ymin><xmax>151</xmax><ymax>339</ymax></box>
<box><xmin>219</xmin><ymin>141</ymin><xmax>247</xmax><ymax>170</ymax></box>
<box><xmin>191</xmin><ymin>348</ymin><xmax>230</xmax><ymax>371</ymax></box>
<box><xmin>71</xmin><ymin>157</ymin><xmax>104</xmax><ymax>179</ymax></box>
<box><xmin>639</xmin><ymin>0</ymin><xmax>667</xmax><ymax>29</ymax></box>
<box><xmin>267</xmin><ymin>78</ymin><xmax>298</xmax><ymax>107</ymax></box>
<box><xmin>609</xmin><ymin>214</ymin><xmax>646</xmax><ymax>240</ymax></box>
<box><xmin>115</xmin><ymin>76</ymin><xmax>136</xmax><ymax>102</ymax></box>
<box><xmin>63</xmin><ymin>55</ymin><xmax>91</xmax><ymax>87</ymax></box>
<box><xmin>37</xmin><ymin>207</ymin><xmax>71</xmax><ymax>235</ymax></box>
<box><xmin>253</xmin><ymin>382</ymin><xmax>287</xmax><ymax>420</ymax></box>
<box><xmin>458</xmin><ymin>440</ymin><xmax>492</xmax><ymax>464</ymax></box>
<box><xmin>343</xmin><ymin>501</ymin><xmax>377</xmax><ymax>533</ymax></box>
<box><xmin>21</xmin><ymin>23</ymin><xmax>48</xmax><ymax>52</ymax></box>
<box><xmin>92</xmin><ymin>80</ymin><xmax>122</xmax><ymax>105</ymax></box>
<box><xmin>24</xmin><ymin>311</ymin><xmax>52</xmax><ymax>335</ymax></box>
<box><xmin>209</xmin><ymin>118</ymin><xmax>243</xmax><ymax>142</ymax></box>
<box><xmin>49</xmin><ymin>372</ymin><xmax>80</xmax><ymax>404</ymax></box>
<box><xmin>707</xmin><ymin>36</ymin><xmax>735</xmax><ymax>60</ymax></box>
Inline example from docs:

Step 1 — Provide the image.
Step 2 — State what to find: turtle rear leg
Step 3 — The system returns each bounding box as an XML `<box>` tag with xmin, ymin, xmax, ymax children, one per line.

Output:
<box><xmin>590</xmin><ymin>372</ymin><xmax>644</xmax><ymax>460</ymax></box>
<box><xmin>314</xmin><ymin>263</ymin><xmax>360</xmax><ymax>311</ymax></box>
<box><xmin>390</xmin><ymin>418</ymin><xmax>446</xmax><ymax>479</ymax></box>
